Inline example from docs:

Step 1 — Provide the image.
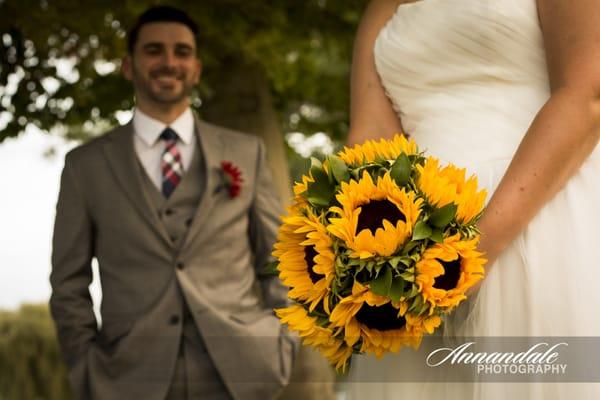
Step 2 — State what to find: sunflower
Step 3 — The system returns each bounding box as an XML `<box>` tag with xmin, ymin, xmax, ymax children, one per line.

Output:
<box><xmin>275</xmin><ymin>305</ymin><xmax>353</xmax><ymax>372</ymax></box>
<box><xmin>329</xmin><ymin>281</ymin><xmax>420</xmax><ymax>357</ymax></box>
<box><xmin>338</xmin><ymin>134</ymin><xmax>418</xmax><ymax>166</ymax></box>
<box><xmin>274</xmin><ymin>207</ymin><xmax>335</xmax><ymax>312</ymax></box>
<box><xmin>405</xmin><ymin>313</ymin><xmax>443</xmax><ymax>336</ymax></box>
<box><xmin>417</xmin><ymin>157</ymin><xmax>487</xmax><ymax>224</ymax></box>
<box><xmin>320</xmin><ymin>341</ymin><xmax>355</xmax><ymax>373</ymax></box>
<box><xmin>415</xmin><ymin>233</ymin><xmax>486</xmax><ymax>311</ymax></box>
<box><xmin>292</xmin><ymin>173</ymin><xmax>314</xmax><ymax>208</ymax></box>
<box><xmin>275</xmin><ymin>305</ymin><xmax>332</xmax><ymax>347</ymax></box>
<box><xmin>328</xmin><ymin>171</ymin><xmax>423</xmax><ymax>259</ymax></box>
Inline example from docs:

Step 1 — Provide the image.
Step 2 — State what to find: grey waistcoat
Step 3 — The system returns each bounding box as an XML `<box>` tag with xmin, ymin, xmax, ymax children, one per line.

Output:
<box><xmin>139</xmin><ymin>143</ymin><xmax>207</xmax><ymax>342</ymax></box>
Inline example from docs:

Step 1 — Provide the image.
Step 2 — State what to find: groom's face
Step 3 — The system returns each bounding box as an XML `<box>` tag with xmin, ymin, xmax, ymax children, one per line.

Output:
<box><xmin>123</xmin><ymin>22</ymin><xmax>201</xmax><ymax>107</ymax></box>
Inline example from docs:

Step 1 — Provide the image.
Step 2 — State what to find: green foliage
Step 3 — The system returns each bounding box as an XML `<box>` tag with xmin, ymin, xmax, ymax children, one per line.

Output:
<box><xmin>327</xmin><ymin>154</ymin><xmax>350</xmax><ymax>184</ymax></box>
<box><xmin>306</xmin><ymin>157</ymin><xmax>336</xmax><ymax>207</ymax></box>
<box><xmin>0</xmin><ymin>304</ymin><xmax>72</xmax><ymax>400</ymax></box>
<box><xmin>428</xmin><ymin>203</ymin><xmax>458</xmax><ymax>228</ymax></box>
<box><xmin>412</xmin><ymin>220</ymin><xmax>433</xmax><ymax>241</ymax></box>
<box><xmin>390</xmin><ymin>153</ymin><xmax>411</xmax><ymax>187</ymax></box>
<box><xmin>0</xmin><ymin>0</ymin><xmax>367</xmax><ymax>143</ymax></box>
<box><xmin>369</xmin><ymin>267</ymin><xmax>392</xmax><ymax>297</ymax></box>
<box><xmin>388</xmin><ymin>277</ymin><xmax>404</xmax><ymax>302</ymax></box>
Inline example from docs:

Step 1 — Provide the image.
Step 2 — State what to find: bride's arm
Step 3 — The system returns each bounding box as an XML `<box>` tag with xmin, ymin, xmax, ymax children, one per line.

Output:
<box><xmin>478</xmin><ymin>0</ymin><xmax>600</xmax><ymax>265</ymax></box>
<box><xmin>348</xmin><ymin>0</ymin><xmax>406</xmax><ymax>145</ymax></box>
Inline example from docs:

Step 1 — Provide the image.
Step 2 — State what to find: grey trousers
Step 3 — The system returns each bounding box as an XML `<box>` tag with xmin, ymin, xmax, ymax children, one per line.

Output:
<box><xmin>164</xmin><ymin>309</ymin><xmax>231</xmax><ymax>400</ymax></box>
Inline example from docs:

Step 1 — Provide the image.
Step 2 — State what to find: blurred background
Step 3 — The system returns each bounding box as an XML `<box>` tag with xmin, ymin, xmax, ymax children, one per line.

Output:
<box><xmin>0</xmin><ymin>0</ymin><xmax>366</xmax><ymax>398</ymax></box>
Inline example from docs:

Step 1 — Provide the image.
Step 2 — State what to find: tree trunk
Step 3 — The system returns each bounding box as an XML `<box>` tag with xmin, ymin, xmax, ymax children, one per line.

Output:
<box><xmin>200</xmin><ymin>62</ymin><xmax>336</xmax><ymax>400</ymax></box>
<box><xmin>200</xmin><ymin>62</ymin><xmax>293</xmax><ymax>203</ymax></box>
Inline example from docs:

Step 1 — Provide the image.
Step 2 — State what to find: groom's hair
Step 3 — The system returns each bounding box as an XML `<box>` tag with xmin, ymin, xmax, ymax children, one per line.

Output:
<box><xmin>127</xmin><ymin>6</ymin><xmax>199</xmax><ymax>54</ymax></box>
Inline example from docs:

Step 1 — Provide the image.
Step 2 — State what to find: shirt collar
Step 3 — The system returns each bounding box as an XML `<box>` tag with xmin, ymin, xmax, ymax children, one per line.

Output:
<box><xmin>133</xmin><ymin>108</ymin><xmax>195</xmax><ymax>146</ymax></box>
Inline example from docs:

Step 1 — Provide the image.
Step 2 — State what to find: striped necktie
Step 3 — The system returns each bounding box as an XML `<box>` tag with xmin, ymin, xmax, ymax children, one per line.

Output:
<box><xmin>159</xmin><ymin>127</ymin><xmax>183</xmax><ymax>198</ymax></box>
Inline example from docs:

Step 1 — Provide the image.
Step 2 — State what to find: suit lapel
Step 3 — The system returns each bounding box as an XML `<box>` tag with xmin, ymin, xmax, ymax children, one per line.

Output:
<box><xmin>102</xmin><ymin>123</ymin><xmax>172</xmax><ymax>247</ymax></box>
<box><xmin>181</xmin><ymin>117</ymin><xmax>224</xmax><ymax>253</ymax></box>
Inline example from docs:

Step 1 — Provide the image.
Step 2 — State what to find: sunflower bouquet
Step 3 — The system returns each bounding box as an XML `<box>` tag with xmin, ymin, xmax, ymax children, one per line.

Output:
<box><xmin>273</xmin><ymin>135</ymin><xmax>487</xmax><ymax>372</ymax></box>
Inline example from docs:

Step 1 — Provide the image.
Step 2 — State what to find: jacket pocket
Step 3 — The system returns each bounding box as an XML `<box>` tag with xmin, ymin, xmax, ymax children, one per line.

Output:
<box><xmin>98</xmin><ymin>319</ymin><xmax>134</xmax><ymax>351</ymax></box>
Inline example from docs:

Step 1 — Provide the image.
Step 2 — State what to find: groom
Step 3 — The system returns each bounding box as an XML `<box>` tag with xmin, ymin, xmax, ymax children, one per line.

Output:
<box><xmin>50</xmin><ymin>6</ymin><xmax>296</xmax><ymax>400</ymax></box>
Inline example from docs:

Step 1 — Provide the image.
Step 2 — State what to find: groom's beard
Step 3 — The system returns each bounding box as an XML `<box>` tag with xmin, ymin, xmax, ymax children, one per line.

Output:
<box><xmin>132</xmin><ymin>64</ymin><xmax>195</xmax><ymax>106</ymax></box>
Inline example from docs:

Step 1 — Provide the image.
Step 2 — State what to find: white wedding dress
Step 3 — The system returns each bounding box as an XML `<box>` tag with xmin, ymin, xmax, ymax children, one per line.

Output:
<box><xmin>345</xmin><ymin>0</ymin><xmax>600</xmax><ymax>399</ymax></box>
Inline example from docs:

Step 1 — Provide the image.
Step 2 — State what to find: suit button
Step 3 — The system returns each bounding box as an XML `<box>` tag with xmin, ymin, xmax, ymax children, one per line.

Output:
<box><xmin>176</xmin><ymin>261</ymin><xmax>184</xmax><ymax>270</ymax></box>
<box><xmin>170</xmin><ymin>235</ymin><xmax>178</xmax><ymax>242</ymax></box>
<box><xmin>185</xmin><ymin>218</ymin><xmax>193</xmax><ymax>227</ymax></box>
<box><xmin>165</xmin><ymin>208</ymin><xmax>174</xmax><ymax>216</ymax></box>
<box><xmin>169</xmin><ymin>315</ymin><xmax>180</xmax><ymax>325</ymax></box>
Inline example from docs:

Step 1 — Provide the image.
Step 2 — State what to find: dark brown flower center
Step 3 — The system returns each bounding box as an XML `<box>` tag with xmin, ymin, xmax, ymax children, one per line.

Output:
<box><xmin>304</xmin><ymin>245</ymin><xmax>321</xmax><ymax>283</ymax></box>
<box><xmin>433</xmin><ymin>258</ymin><xmax>462</xmax><ymax>290</ymax></box>
<box><xmin>356</xmin><ymin>200</ymin><xmax>406</xmax><ymax>234</ymax></box>
<box><xmin>355</xmin><ymin>302</ymin><xmax>406</xmax><ymax>331</ymax></box>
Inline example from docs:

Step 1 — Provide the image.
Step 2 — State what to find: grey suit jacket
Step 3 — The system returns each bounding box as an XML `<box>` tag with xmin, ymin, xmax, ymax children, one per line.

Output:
<box><xmin>50</xmin><ymin>115</ymin><xmax>297</xmax><ymax>400</ymax></box>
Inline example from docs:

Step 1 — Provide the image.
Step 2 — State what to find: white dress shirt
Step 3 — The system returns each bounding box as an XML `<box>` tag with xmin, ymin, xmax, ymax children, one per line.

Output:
<box><xmin>132</xmin><ymin>108</ymin><xmax>196</xmax><ymax>190</ymax></box>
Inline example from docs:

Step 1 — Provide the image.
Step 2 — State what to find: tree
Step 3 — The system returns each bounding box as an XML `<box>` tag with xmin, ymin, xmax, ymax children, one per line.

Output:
<box><xmin>0</xmin><ymin>2</ymin><xmax>367</xmax><ymax>397</ymax></box>
<box><xmin>0</xmin><ymin>0</ymin><xmax>366</xmax><ymax>199</ymax></box>
<box><xmin>0</xmin><ymin>304</ymin><xmax>72</xmax><ymax>400</ymax></box>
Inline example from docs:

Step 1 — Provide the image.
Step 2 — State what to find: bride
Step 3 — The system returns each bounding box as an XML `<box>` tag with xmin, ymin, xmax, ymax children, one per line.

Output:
<box><xmin>344</xmin><ymin>0</ymin><xmax>600</xmax><ymax>399</ymax></box>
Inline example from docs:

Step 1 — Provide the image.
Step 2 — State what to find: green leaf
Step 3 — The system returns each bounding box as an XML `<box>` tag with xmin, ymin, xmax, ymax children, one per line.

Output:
<box><xmin>401</xmin><ymin>241</ymin><xmax>421</xmax><ymax>255</ymax></box>
<box><xmin>376</xmin><ymin>257</ymin><xmax>389</xmax><ymax>266</ymax></box>
<box><xmin>408</xmin><ymin>294</ymin><xmax>423</xmax><ymax>313</ymax></box>
<box><xmin>398</xmin><ymin>257</ymin><xmax>412</xmax><ymax>268</ymax></box>
<box><xmin>429</xmin><ymin>203</ymin><xmax>457</xmax><ymax>228</ymax></box>
<box><xmin>312</xmin><ymin>162</ymin><xmax>329</xmax><ymax>183</ymax></box>
<box><xmin>307</xmin><ymin>196</ymin><xmax>330</xmax><ymax>207</ymax></box>
<box><xmin>389</xmin><ymin>256</ymin><xmax>412</xmax><ymax>270</ymax></box>
<box><xmin>399</xmin><ymin>272</ymin><xmax>415</xmax><ymax>282</ymax></box>
<box><xmin>306</xmin><ymin>160</ymin><xmax>335</xmax><ymax>207</ymax></box>
<box><xmin>412</xmin><ymin>221</ymin><xmax>432</xmax><ymax>240</ymax></box>
<box><xmin>339</xmin><ymin>276</ymin><xmax>353</xmax><ymax>292</ymax></box>
<box><xmin>417</xmin><ymin>302</ymin><xmax>430</xmax><ymax>316</ymax></box>
<box><xmin>407</xmin><ymin>284</ymin><xmax>419</xmax><ymax>298</ymax></box>
<box><xmin>430</xmin><ymin>228</ymin><xmax>444</xmax><ymax>243</ymax></box>
<box><xmin>389</xmin><ymin>256</ymin><xmax>402</xmax><ymax>269</ymax></box>
<box><xmin>328</xmin><ymin>155</ymin><xmax>350</xmax><ymax>183</ymax></box>
<box><xmin>348</xmin><ymin>258</ymin><xmax>362</xmax><ymax>267</ymax></box>
<box><xmin>390</xmin><ymin>153</ymin><xmax>412</xmax><ymax>186</ymax></box>
<box><xmin>262</xmin><ymin>261</ymin><xmax>279</xmax><ymax>276</ymax></box>
<box><xmin>409</xmin><ymin>253</ymin><xmax>422</xmax><ymax>263</ymax></box>
<box><xmin>389</xmin><ymin>277</ymin><xmax>405</xmax><ymax>302</ymax></box>
<box><xmin>370</xmin><ymin>267</ymin><xmax>392</xmax><ymax>296</ymax></box>
<box><xmin>355</xmin><ymin>263</ymin><xmax>366</xmax><ymax>274</ymax></box>
<box><xmin>310</xmin><ymin>157</ymin><xmax>323</xmax><ymax>177</ymax></box>
<box><xmin>373</xmin><ymin>263</ymin><xmax>385</xmax><ymax>274</ymax></box>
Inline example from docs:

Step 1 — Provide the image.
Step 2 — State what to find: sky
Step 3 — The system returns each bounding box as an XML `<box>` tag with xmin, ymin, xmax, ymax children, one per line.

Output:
<box><xmin>0</xmin><ymin>126</ymin><xmax>102</xmax><ymax>312</ymax></box>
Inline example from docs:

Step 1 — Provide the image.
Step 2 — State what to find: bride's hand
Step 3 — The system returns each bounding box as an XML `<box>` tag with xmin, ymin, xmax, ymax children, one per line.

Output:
<box><xmin>475</xmin><ymin>210</ymin><xmax>505</xmax><ymax>266</ymax></box>
<box><xmin>465</xmin><ymin>218</ymin><xmax>501</xmax><ymax>297</ymax></box>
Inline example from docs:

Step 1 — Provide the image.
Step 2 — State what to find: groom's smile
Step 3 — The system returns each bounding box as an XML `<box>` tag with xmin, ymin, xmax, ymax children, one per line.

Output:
<box><xmin>122</xmin><ymin>21</ymin><xmax>201</xmax><ymax>111</ymax></box>
<box><xmin>151</xmin><ymin>67</ymin><xmax>185</xmax><ymax>91</ymax></box>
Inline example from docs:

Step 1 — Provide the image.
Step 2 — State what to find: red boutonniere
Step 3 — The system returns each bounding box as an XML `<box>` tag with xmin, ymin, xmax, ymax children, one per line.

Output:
<box><xmin>219</xmin><ymin>161</ymin><xmax>243</xmax><ymax>198</ymax></box>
